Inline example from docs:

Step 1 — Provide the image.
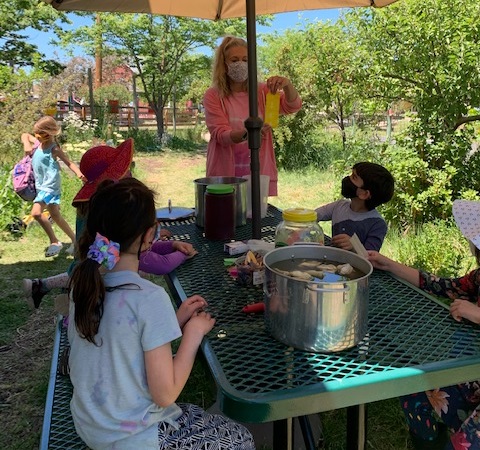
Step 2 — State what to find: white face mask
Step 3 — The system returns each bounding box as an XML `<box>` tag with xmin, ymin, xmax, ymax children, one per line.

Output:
<box><xmin>227</xmin><ymin>61</ymin><xmax>248</xmax><ymax>83</ymax></box>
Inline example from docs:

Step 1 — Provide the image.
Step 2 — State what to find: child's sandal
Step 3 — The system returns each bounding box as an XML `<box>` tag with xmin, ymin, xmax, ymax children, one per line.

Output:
<box><xmin>45</xmin><ymin>242</ymin><xmax>63</xmax><ymax>257</ymax></box>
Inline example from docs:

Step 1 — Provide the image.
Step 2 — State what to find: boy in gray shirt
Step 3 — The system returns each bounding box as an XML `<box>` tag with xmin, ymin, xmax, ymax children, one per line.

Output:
<box><xmin>316</xmin><ymin>162</ymin><xmax>395</xmax><ymax>252</ymax></box>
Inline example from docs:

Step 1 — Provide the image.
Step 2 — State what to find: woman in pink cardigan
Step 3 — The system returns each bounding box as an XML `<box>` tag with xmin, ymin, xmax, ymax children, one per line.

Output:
<box><xmin>203</xmin><ymin>35</ymin><xmax>302</xmax><ymax>196</ymax></box>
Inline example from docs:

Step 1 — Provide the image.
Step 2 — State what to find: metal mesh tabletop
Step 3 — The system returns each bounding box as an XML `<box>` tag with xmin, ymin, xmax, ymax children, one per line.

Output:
<box><xmin>40</xmin><ymin>205</ymin><xmax>480</xmax><ymax>447</ymax></box>
<box><xmin>163</xmin><ymin>205</ymin><xmax>480</xmax><ymax>422</ymax></box>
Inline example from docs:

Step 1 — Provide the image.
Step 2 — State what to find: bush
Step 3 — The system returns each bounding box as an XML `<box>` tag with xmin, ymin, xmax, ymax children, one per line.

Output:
<box><xmin>388</xmin><ymin>219</ymin><xmax>473</xmax><ymax>278</ymax></box>
<box><xmin>122</xmin><ymin>128</ymin><xmax>161</xmax><ymax>152</ymax></box>
<box><xmin>274</xmin><ymin>110</ymin><xmax>344</xmax><ymax>171</ymax></box>
<box><xmin>61</xmin><ymin>111</ymin><xmax>97</xmax><ymax>145</ymax></box>
<box><xmin>0</xmin><ymin>164</ymin><xmax>31</xmax><ymax>239</ymax></box>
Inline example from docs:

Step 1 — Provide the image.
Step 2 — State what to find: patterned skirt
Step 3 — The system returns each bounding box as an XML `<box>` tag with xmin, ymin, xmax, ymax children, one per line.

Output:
<box><xmin>158</xmin><ymin>403</ymin><xmax>255</xmax><ymax>449</ymax></box>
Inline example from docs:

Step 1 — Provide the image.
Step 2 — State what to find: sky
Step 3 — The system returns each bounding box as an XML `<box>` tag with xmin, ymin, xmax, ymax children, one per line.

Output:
<box><xmin>24</xmin><ymin>9</ymin><xmax>341</xmax><ymax>62</ymax></box>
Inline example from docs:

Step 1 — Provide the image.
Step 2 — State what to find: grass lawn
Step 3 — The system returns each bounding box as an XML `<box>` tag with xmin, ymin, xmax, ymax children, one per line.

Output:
<box><xmin>0</xmin><ymin>150</ymin><xmax>413</xmax><ymax>449</ymax></box>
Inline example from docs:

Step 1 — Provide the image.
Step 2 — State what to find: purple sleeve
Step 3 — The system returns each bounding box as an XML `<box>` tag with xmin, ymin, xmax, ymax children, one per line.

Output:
<box><xmin>139</xmin><ymin>241</ymin><xmax>187</xmax><ymax>275</ymax></box>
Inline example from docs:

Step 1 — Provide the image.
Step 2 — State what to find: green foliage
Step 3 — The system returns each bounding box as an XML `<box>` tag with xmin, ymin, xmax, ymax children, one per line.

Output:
<box><xmin>58</xmin><ymin>13</ymin><xmax>269</xmax><ymax>137</ymax></box>
<box><xmin>274</xmin><ymin>112</ymin><xmax>344</xmax><ymax>170</ymax></box>
<box><xmin>86</xmin><ymin>83</ymin><xmax>132</xmax><ymax>106</ymax></box>
<box><xmin>122</xmin><ymin>128</ymin><xmax>161</xmax><ymax>152</ymax></box>
<box><xmin>61</xmin><ymin>111</ymin><xmax>97</xmax><ymax>144</ymax></box>
<box><xmin>389</xmin><ymin>220</ymin><xmax>472</xmax><ymax>278</ymax></box>
<box><xmin>0</xmin><ymin>0</ymin><xmax>66</xmax><ymax>69</ymax></box>
<box><xmin>0</xmin><ymin>164</ymin><xmax>30</xmax><ymax>237</ymax></box>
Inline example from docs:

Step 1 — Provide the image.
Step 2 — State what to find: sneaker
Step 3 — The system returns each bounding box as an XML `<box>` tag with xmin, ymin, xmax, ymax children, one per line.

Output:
<box><xmin>66</xmin><ymin>243</ymin><xmax>75</xmax><ymax>255</ymax></box>
<box><xmin>22</xmin><ymin>278</ymin><xmax>47</xmax><ymax>309</ymax></box>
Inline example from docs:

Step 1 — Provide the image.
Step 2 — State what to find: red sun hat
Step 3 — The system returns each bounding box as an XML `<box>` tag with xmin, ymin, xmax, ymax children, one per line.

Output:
<box><xmin>72</xmin><ymin>138</ymin><xmax>134</xmax><ymax>206</ymax></box>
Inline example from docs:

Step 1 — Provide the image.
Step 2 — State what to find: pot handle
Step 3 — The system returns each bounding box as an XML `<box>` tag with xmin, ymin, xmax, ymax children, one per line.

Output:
<box><xmin>306</xmin><ymin>284</ymin><xmax>350</xmax><ymax>293</ymax></box>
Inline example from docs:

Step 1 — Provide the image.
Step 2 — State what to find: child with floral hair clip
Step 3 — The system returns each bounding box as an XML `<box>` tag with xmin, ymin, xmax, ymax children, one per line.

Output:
<box><xmin>68</xmin><ymin>177</ymin><xmax>254</xmax><ymax>449</ymax></box>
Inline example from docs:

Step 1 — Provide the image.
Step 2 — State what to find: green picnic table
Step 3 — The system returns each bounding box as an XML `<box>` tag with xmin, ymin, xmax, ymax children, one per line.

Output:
<box><xmin>40</xmin><ymin>205</ymin><xmax>480</xmax><ymax>449</ymax></box>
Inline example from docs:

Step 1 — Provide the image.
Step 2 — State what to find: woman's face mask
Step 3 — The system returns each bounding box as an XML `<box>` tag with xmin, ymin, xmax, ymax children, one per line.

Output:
<box><xmin>227</xmin><ymin>61</ymin><xmax>249</xmax><ymax>83</ymax></box>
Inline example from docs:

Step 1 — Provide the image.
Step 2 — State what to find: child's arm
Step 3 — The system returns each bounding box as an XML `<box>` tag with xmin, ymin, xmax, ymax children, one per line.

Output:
<box><xmin>52</xmin><ymin>146</ymin><xmax>87</xmax><ymax>182</ymax></box>
<box><xmin>367</xmin><ymin>251</ymin><xmax>420</xmax><ymax>286</ymax></box>
<box><xmin>144</xmin><ymin>311</ymin><xmax>215</xmax><ymax>407</ymax></box>
<box><xmin>21</xmin><ymin>133</ymin><xmax>37</xmax><ymax>154</ymax></box>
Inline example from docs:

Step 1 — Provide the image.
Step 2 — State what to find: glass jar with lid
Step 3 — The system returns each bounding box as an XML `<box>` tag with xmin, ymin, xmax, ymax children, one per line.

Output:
<box><xmin>275</xmin><ymin>208</ymin><xmax>324</xmax><ymax>247</ymax></box>
<box><xmin>204</xmin><ymin>184</ymin><xmax>235</xmax><ymax>240</ymax></box>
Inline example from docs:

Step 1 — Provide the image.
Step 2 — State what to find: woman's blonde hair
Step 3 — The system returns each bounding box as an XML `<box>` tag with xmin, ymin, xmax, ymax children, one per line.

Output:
<box><xmin>33</xmin><ymin>116</ymin><xmax>61</xmax><ymax>137</ymax></box>
<box><xmin>212</xmin><ymin>36</ymin><xmax>248</xmax><ymax>98</ymax></box>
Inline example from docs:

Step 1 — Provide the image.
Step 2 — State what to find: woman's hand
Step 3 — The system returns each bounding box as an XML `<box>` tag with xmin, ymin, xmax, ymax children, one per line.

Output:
<box><xmin>172</xmin><ymin>241</ymin><xmax>198</xmax><ymax>259</ymax></box>
<box><xmin>176</xmin><ymin>295</ymin><xmax>208</xmax><ymax>329</ymax></box>
<box><xmin>450</xmin><ymin>299</ymin><xmax>480</xmax><ymax>324</ymax></box>
<box><xmin>266</xmin><ymin>76</ymin><xmax>292</xmax><ymax>94</ymax></box>
<box><xmin>261</xmin><ymin>123</ymin><xmax>272</xmax><ymax>138</ymax></box>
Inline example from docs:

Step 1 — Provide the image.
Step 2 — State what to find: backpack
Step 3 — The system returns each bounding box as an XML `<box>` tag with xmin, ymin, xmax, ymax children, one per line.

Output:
<box><xmin>12</xmin><ymin>152</ymin><xmax>36</xmax><ymax>202</ymax></box>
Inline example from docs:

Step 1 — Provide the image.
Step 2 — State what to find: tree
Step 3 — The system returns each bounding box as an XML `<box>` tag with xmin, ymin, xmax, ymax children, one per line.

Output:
<box><xmin>348</xmin><ymin>0</ymin><xmax>480</xmax><ymax>138</ymax></box>
<box><xmin>59</xmin><ymin>13</ymin><xmax>271</xmax><ymax>139</ymax></box>
<box><xmin>345</xmin><ymin>0</ymin><xmax>480</xmax><ymax>224</ymax></box>
<box><xmin>0</xmin><ymin>0</ymin><xmax>66</xmax><ymax>74</ymax></box>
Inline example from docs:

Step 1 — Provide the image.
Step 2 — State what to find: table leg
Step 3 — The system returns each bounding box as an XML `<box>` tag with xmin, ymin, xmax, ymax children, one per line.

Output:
<box><xmin>273</xmin><ymin>418</ymin><xmax>293</xmax><ymax>450</ymax></box>
<box><xmin>298</xmin><ymin>415</ymin><xmax>318</xmax><ymax>450</ymax></box>
<box><xmin>346</xmin><ymin>404</ymin><xmax>367</xmax><ymax>450</ymax></box>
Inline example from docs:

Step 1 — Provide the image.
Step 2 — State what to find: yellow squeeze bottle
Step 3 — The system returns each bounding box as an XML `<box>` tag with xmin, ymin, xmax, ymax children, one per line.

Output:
<box><xmin>264</xmin><ymin>92</ymin><xmax>280</xmax><ymax>128</ymax></box>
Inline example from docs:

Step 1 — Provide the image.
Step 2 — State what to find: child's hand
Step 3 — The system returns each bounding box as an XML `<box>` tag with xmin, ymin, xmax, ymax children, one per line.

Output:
<box><xmin>450</xmin><ymin>299</ymin><xmax>480</xmax><ymax>324</ymax></box>
<box><xmin>367</xmin><ymin>251</ymin><xmax>390</xmax><ymax>270</ymax></box>
<box><xmin>183</xmin><ymin>311</ymin><xmax>216</xmax><ymax>338</ymax></box>
<box><xmin>160</xmin><ymin>229</ymin><xmax>172</xmax><ymax>240</ymax></box>
<box><xmin>331</xmin><ymin>234</ymin><xmax>353</xmax><ymax>251</ymax></box>
<box><xmin>177</xmin><ymin>295</ymin><xmax>208</xmax><ymax>329</ymax></box>
<box><xmin>173</xmin><ymin>241</ymin><xmax>197</xmax><ymax>258</ymax></box>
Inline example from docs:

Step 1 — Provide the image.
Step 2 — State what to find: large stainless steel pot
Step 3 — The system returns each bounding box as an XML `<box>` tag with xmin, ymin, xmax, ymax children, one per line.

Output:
<box><xmin>194</xmin><ymin>177</ymin><xmax>247</xmax><ymax>227</ymax></box>
<box><xmin>263</xmin><ymin>245</ymin><xmax>373</xmax><ymax>353</ymax></box>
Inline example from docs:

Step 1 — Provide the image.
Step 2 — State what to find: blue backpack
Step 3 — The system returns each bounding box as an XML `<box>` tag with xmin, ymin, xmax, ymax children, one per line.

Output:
<box><xmin>12</xmin><ymin>151</ymin><xmax>36</xmax><ymax>202</ymax></box>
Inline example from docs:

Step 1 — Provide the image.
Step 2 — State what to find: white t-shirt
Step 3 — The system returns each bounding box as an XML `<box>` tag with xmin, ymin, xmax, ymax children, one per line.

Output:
<box><xmin>68</xmin><ymin>270</ymin><xmax>182</xmax><ymax>450</ymax></box>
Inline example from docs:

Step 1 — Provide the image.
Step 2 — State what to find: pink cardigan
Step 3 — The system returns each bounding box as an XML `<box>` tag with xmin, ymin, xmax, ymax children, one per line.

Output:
<box><xmin>203</xmin><ymin>83</ymin><xmax>302</xmax><ymax>196</ymax></box>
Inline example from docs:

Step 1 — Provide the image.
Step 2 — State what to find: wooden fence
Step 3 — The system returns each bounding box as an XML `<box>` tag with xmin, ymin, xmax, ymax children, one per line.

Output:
<box><xmin>52</xmin><ymin>101</ymin><xmax>201</xmax><ymax>128</ymax></box>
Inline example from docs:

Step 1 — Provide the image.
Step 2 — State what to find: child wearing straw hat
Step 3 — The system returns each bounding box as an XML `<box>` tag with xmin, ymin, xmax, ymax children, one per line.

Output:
<box><xmin>368</xmin><ymin>199</ymin><xmax>480</xmax><ymax>449</ymax></box>
<box><xmin>23</xmin><ymin>138</ymin><xmax>197</xmax><ymax>310</ymax></box>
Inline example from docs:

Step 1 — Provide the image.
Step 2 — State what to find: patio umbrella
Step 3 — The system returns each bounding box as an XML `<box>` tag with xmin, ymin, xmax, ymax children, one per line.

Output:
<box><xmin>45</xmin><ymin>0</ymin><xmax>400</xmax><ymax>239</ymax></box>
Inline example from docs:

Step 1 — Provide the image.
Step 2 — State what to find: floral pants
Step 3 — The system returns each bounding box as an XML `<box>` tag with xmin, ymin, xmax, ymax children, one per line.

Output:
<box><xmin>401</xmin><ymin>381</ymin><xmax>480</xmax><ymax>449</ymax></box>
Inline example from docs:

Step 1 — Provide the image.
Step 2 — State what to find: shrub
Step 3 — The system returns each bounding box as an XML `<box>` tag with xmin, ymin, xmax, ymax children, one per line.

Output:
<box><xmin>274</xmin><ymin>110</ymin><xmax>344</xmax><ymax>171</ymax></box>
<box><xmin>388</xmin><ymin>220</ymin><xmax>473</xmax><ymax>278</ymax></box>
<box><xmin>61</xmin><ymin>112</ymin><xmax>97</xmax><ymax>145</ymax></box>
<box><xmin>0</xmin><ymin>164</ymin><xmax>31</xmax><ymax>239</ymax></box>
<box><xmin>122</xmin><ymin>128</ymin><xmax>161</xmax><ymax>152</ymax></box>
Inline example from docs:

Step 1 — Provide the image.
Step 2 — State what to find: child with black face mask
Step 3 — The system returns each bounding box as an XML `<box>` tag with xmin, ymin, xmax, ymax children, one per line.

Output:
<box><xmin>315</xmin><ymin>162</ymin><xmax>395</xmax><ymax>252</ymax></box>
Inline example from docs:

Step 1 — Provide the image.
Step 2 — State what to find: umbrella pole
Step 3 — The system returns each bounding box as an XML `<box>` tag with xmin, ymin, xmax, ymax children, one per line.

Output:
<box><xmin>245</xmin><ymin>0</ymin><xmax>263</xmax><ymax>240</ymax></box>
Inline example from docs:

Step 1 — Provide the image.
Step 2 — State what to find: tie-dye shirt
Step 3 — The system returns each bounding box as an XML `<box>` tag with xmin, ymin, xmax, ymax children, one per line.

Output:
<box><xmin>68</xmin><ymin>270</ymin><xmax>182</xmax><ymax>449</ymax></box>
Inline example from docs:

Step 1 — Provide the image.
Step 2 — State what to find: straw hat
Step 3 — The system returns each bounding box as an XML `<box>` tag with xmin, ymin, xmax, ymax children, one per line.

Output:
<box><xmin>72</xmin><ymin>138</ymin><xmax>134</xmax><ymax>206</ymax></box>
<box><xmin>452</xmin><ymin>199</ymin><xmax>480</xmax><ymax>250</ymax></box>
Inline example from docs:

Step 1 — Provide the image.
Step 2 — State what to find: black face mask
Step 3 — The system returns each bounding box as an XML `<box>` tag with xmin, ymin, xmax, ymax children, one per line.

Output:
<box><xmin>341</xmin><ymin>176</ymin><xmax>359</xmax><ymax>199</ymax></box>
